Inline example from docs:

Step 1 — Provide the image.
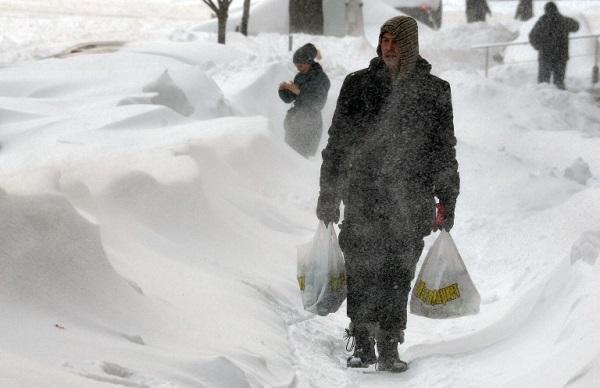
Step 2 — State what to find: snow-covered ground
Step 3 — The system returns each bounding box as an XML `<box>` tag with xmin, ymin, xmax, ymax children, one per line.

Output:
<box><xmin>1</xmin><ymin>0</ymin><xmax>600</xmax><ymax>387</ymax></box>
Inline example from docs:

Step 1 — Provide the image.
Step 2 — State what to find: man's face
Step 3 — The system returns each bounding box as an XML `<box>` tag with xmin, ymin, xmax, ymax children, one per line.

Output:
<box><xmin>295</xmin><ymin>63</ymin><xmax>311</xmax><ymax>74</ymax></box>
<box><xmin>380</xmin><ymin>32</ymin><xmax>400</xmax><ymax>72</ymax></box>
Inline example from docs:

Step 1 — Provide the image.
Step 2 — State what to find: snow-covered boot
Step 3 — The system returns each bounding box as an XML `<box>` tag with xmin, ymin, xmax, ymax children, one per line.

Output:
<box><xmin>376</xmin><ymin>329</ymin><xmax>408</xmax><ymax>373</ymax></box>
<box><xmin>345</xmin><ymin>322</ymin><xmax>376</xmax><ymax>368</ymax></box>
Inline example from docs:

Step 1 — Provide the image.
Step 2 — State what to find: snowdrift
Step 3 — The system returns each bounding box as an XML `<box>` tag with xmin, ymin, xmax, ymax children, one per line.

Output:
<box><xmin>0</xmin><ymin>120</ymin><xmax>313</xmax><ymax>387</ymax></box>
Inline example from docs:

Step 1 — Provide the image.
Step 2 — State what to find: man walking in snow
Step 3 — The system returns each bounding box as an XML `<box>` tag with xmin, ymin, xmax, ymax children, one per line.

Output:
<box><xmin>316</xmin><ymin>16</ymin><xmax>459</xmax><ymax>372</ymax></box>
<box><xmin>515</xmin><ymin>0</ymin><xmax>533</xmax><ymax>21</ymax></box>
<box><xmin>529</xmin><ymin>2</ymin><xmax>579</xmax><ymax>90</ymax></box>
<box><xmin>466</xmin><ymin>0</ymin><xmax>491</xmax><ymax>23</ymax></box>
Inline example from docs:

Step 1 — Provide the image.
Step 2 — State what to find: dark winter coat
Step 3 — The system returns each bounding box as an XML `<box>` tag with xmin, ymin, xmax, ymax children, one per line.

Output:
<box><xmin>515</xmin><ymin>0</ymin><xmax>533</xmax><ymax>21</ymax></box>
<box><xmin>466</xmin><ymin>0</ymin><xmax>491</xmax><ymax>23</ymax></box>
<box><xmin>320</xmin><ymin>57</ymin><xmax>459</xmax><ymax>247</ymax></box>
<box><xmin>279</xmin><ymin>62</ymin><xmax>330</xmax><ymax>157</ymax></box>
<box><xmin>529</xmin><ymin>7</ymin><xmax>579</xmax><ymax>63</ymax></box>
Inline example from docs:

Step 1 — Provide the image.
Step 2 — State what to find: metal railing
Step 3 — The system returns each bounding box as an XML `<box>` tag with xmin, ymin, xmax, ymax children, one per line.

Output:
<box><xmin>471</xmin><ymin>34</ymin><xmax>600</xmax><ymax>83</ymax></box>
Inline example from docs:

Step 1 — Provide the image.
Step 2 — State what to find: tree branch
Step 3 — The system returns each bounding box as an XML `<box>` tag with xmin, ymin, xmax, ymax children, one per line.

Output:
<box><xmin>201</xmin><ymin>0</ymin><xmax>218</xmax><ymax>14</ymax></box>
<box><xmin>202</xmin><ymin>0</ymin><xmax>234</xmax><ymax>16</ymax></box>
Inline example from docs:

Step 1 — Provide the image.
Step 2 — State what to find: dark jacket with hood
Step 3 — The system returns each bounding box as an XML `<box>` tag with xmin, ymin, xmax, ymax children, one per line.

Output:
<box><xmin>466</xmin><ymin>0</ymin><xmax>491</xmax><ymax>23</ymax></box>
<box><xmin>279</xmin><ymin>62</ymin><xmax>330</xmax><ymax>157</ymax></box>
<box><xmin>319</xmin><ymin>56</ymin><xmax>459</xmax><ymax>244</ymax></box>
<box><xmin>529</xmin><ymin>4</ymin><xmax>579</xmax><ymax>62</ymax></box>
<box><xmin>515</xmin><ymin>0</ymin><xmax>533</xmax><ymax>21</ymax></box>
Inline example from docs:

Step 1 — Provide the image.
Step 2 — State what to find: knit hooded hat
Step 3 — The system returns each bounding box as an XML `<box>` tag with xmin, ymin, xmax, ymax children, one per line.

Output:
<box><xmin>544</xmin><ymin>2</ymin><xmax>558</xmax><ymax>14</ymax></box>
<box><xmin>376</xmin><ymin>16</ymin><xmax>419</xmax><ymax>77</ymax></box>
<box><xmin>293</xmin><ymin>43</ymin><xmax>318</xmax><ymax>64</ymax></box>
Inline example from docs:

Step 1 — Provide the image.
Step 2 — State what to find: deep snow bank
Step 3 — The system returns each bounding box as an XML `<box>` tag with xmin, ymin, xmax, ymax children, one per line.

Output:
<box><xmin>0</xmin><ymin>48</ymin><xmax>239</xmax><ymax>175</ymax></box>
<box><xmin>0</xmin><ymin>119</ymin><xmax>312</xmax><ymax>387</ymax></box>
<box><xmin>0</xmin><ymin>189</ymin><xmax>146</xmax><ymax>323</ymax></box>
<box><xmin>0</xmin><ymin>0</ymin><xmax>210</xmax><ymax>65</ymax></box>
<box><xmin>0</xmin><ymin>49</ymin><xmax>231</xmax><ymax>120</ymax></box>
<box><xmin>56</xmin><ymin>119</ymin><xmax>313</xmax><ymax>387</ymax></box>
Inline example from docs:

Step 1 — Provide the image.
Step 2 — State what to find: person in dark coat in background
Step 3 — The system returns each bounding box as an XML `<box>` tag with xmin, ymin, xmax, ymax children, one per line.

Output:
<box><xmin>515</xmin><ymin>0</ymin><xmax>533</xmax><ymax>21</ymax></box>
<box><xmin>279</xmin><ymin>43</ymin><xmax>330</xmax><ymax>158</ymax></box>
<box><xmin>529</xmin><ymin>2</ymin><xmax>579</xmax><ymax>90</ymax></box>
<box><xmin>466</xmin><ymin>0</ymin><xmax>491</xmax><ymax>23</ymax></box>
<box><xmin>317</xmin><ymin>16</ymin><xmax>459</xmax><ymax>372</ymax></box>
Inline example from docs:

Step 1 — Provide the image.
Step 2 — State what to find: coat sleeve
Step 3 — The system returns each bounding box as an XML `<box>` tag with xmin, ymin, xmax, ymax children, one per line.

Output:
<box><xmin>432</xmin><ymin>82</ymin><xmax>460</xmax><ymax>214</ymax></box>
<box><xmin>319</xmin><ymin>74</ymin><xmax>356</xmax><ymax>204</ymax></box>
<box><xmin>529</xmin><ymin>21</ymin><xmax>541</xmax><ymax>50</ymax></box>
<box><xmin>566</xmin><ymin>17</ymin><xmax>580</xmax><ymax>33</ymax></box>
<box><xmin>299</xmin><ymin>72</ymin><xmax>331</xmax><ymax>111</ymax></box>
<box><xmin>484</xmin><ymin>0</ymin><xmax>491</xmax><ymax>15</ymax></box>
<box><xmin>278</xmin><ymin>89</ymin><xmax>296</xmax><ymax>104</ymax></box>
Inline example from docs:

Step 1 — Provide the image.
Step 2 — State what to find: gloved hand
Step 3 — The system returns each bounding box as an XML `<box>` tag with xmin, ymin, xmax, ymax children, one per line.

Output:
<box><xmin>316</xmin><ymin>193</ymin><xmax>340</xmax><ymax>225</ymax></box>
<box><xmin>432</xmin><ymin>202</ymin><xmax>454</xmax><ymax>231</ymax></box>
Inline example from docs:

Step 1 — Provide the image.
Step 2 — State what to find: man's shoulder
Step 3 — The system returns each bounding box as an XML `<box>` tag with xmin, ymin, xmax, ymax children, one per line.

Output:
<box><xmin>344</xmin><ymin>67</ymin><xmax>372</xmax><ymax>84</ymax></box>
<box><xmin>429</xmin><ymin>74</ymin><xmax>450</xmax><ymax>87</ymax></box>
<box><xmin>533</xmin><ymin>14</ymin><xmax>549</xmax><ymax>26</ymax></box>
<box><xmin>343</xmin><ymin>58</ymin><xmax>383</xmax><ymax>84</ymax></box>
<box><xmin>423</xmin><ymin>73</ymin><xmax>451</xmax><ymax>93</ymax></box>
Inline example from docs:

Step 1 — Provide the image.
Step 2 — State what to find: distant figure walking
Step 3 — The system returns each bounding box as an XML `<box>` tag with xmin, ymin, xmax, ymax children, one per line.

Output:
<box><xmin>279</xmin><ymin>43</ymin><xmax>331</xmax><ymax>158</ymax></box>
<box><xmin>466</xmin><ymin>0</ymin><xmax>491</xmax><ymax>23</ymax></box>
<box><xmin>515</xmin><ymin>0</ymin><xmax>533</xmax><ymax>21</ymax></box>
<box><xmin>529</xmin><ymin>2</ymin><xmax>579</xmax><ymax>90</ymax></box>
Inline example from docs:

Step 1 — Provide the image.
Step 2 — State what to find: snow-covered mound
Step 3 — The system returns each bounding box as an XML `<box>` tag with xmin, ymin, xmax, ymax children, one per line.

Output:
<box><xmin>564</xmin><ymin>158</ymin><xmax>593</xmax><ymax>185</ymax></box>
<box><xmin>0</xmin><ymin>0</ymin><xmax>210</xmax><ymax>65</ymax></box>
<box><xmin>0</xmin><ymin>189</ymin><xmax>144</xmax><ymax>319</ymax></box>
<box><xmin>0</xmin><ymin>119</ymin><xmax>313</xmax><ymax>387</ymax></box>
<box><xmin>572</xmin><ymin>231</ymin><xmax>600</xmax><ymax>265</ymax></box>
<box><xmin>228</xmin><ymin>62</ymin><xmax>293</xmax><ymax>130</ymax></box>
<box><xmin>119</xmin><ymin>70</ymin><xmax>195</xmax><ymax>116</ymax></box>
<box><xmin>422</xmin><ymin>21</ymin><xmax>518</xmax><ymax>73</ymax></box>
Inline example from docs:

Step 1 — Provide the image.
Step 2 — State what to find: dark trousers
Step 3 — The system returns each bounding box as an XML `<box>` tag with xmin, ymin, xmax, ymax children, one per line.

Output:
<box><xmin>538</xmin><ymin>59</ymin><xmax>567</xmax><ymax>90</ymax></box>
<box><xmin>339</xmin><ymin>222</ymin><xmax>424</xmax><ymax>332</ymax></box>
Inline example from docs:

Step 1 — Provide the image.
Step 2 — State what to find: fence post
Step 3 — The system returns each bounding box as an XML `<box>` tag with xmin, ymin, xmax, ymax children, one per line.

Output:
<box><xmin>289</xmin><ymin>34</ymin><xmax>293</xmax><ymax>52</ymax></box>
<box><xmin>485</xmin><ymin>47</ymin><xmax>489</xmax><ymax>78</ymax></box>
<box><xmin>593</xmin><ymin>37</ymin><xmax>599</xmax><ymax>84</ymax></box>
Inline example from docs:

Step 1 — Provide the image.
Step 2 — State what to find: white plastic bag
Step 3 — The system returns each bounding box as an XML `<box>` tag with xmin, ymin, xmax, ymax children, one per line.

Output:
<box><xmin>297</xmin><ymin>221</ymin><xmax>347</xmax><ymax>316</ymax></box>
<box><xmin>410</xmin><ymin>231</ymin><xmax>480</xmax><ymax>319</ymax></box>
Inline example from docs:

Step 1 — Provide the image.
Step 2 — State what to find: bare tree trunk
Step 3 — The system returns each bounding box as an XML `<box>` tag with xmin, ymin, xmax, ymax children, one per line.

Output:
<box><xmin>202</xmin><ymin>0</ymin><xmax>233</xmax><ymax>44</ymax></box>
<box><xmin>241</xmin><ymin>0</ymin><xmax>251</xmax><ymax>36</ymax></box>
<box><xmin>217</xmin><ymin>12</ymin><xmax>228</xmax><ymax>43</ymax></box>
<box><xmin>289</xmin><ymin>0</ymin><xmax>323</xmax><ymax>35</ymax></box>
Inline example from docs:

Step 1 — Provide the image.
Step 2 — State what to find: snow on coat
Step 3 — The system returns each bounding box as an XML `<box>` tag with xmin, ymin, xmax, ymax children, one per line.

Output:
<box><xmin>320</xmin><ymin>56</ymin><xmax>459</xmax><ymax>244</ymax></box>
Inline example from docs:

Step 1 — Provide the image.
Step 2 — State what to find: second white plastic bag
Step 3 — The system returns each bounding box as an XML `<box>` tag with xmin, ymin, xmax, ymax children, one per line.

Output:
<box><xmin>297</xmin><ymin>221</ymin><xmax>347</xmax><ymax>316</ymax></box>
<box><xmin>410</xmin><ymin>231</ymin><xmax>480</xmax><ymax>319</ymax></box>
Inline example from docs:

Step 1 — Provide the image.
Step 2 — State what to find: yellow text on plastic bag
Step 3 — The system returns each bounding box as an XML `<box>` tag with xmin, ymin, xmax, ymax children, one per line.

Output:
<box><xmin>414</xmin><ymin>280</ymin><xmax>461</xmax><ymax>306</ymax></box>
